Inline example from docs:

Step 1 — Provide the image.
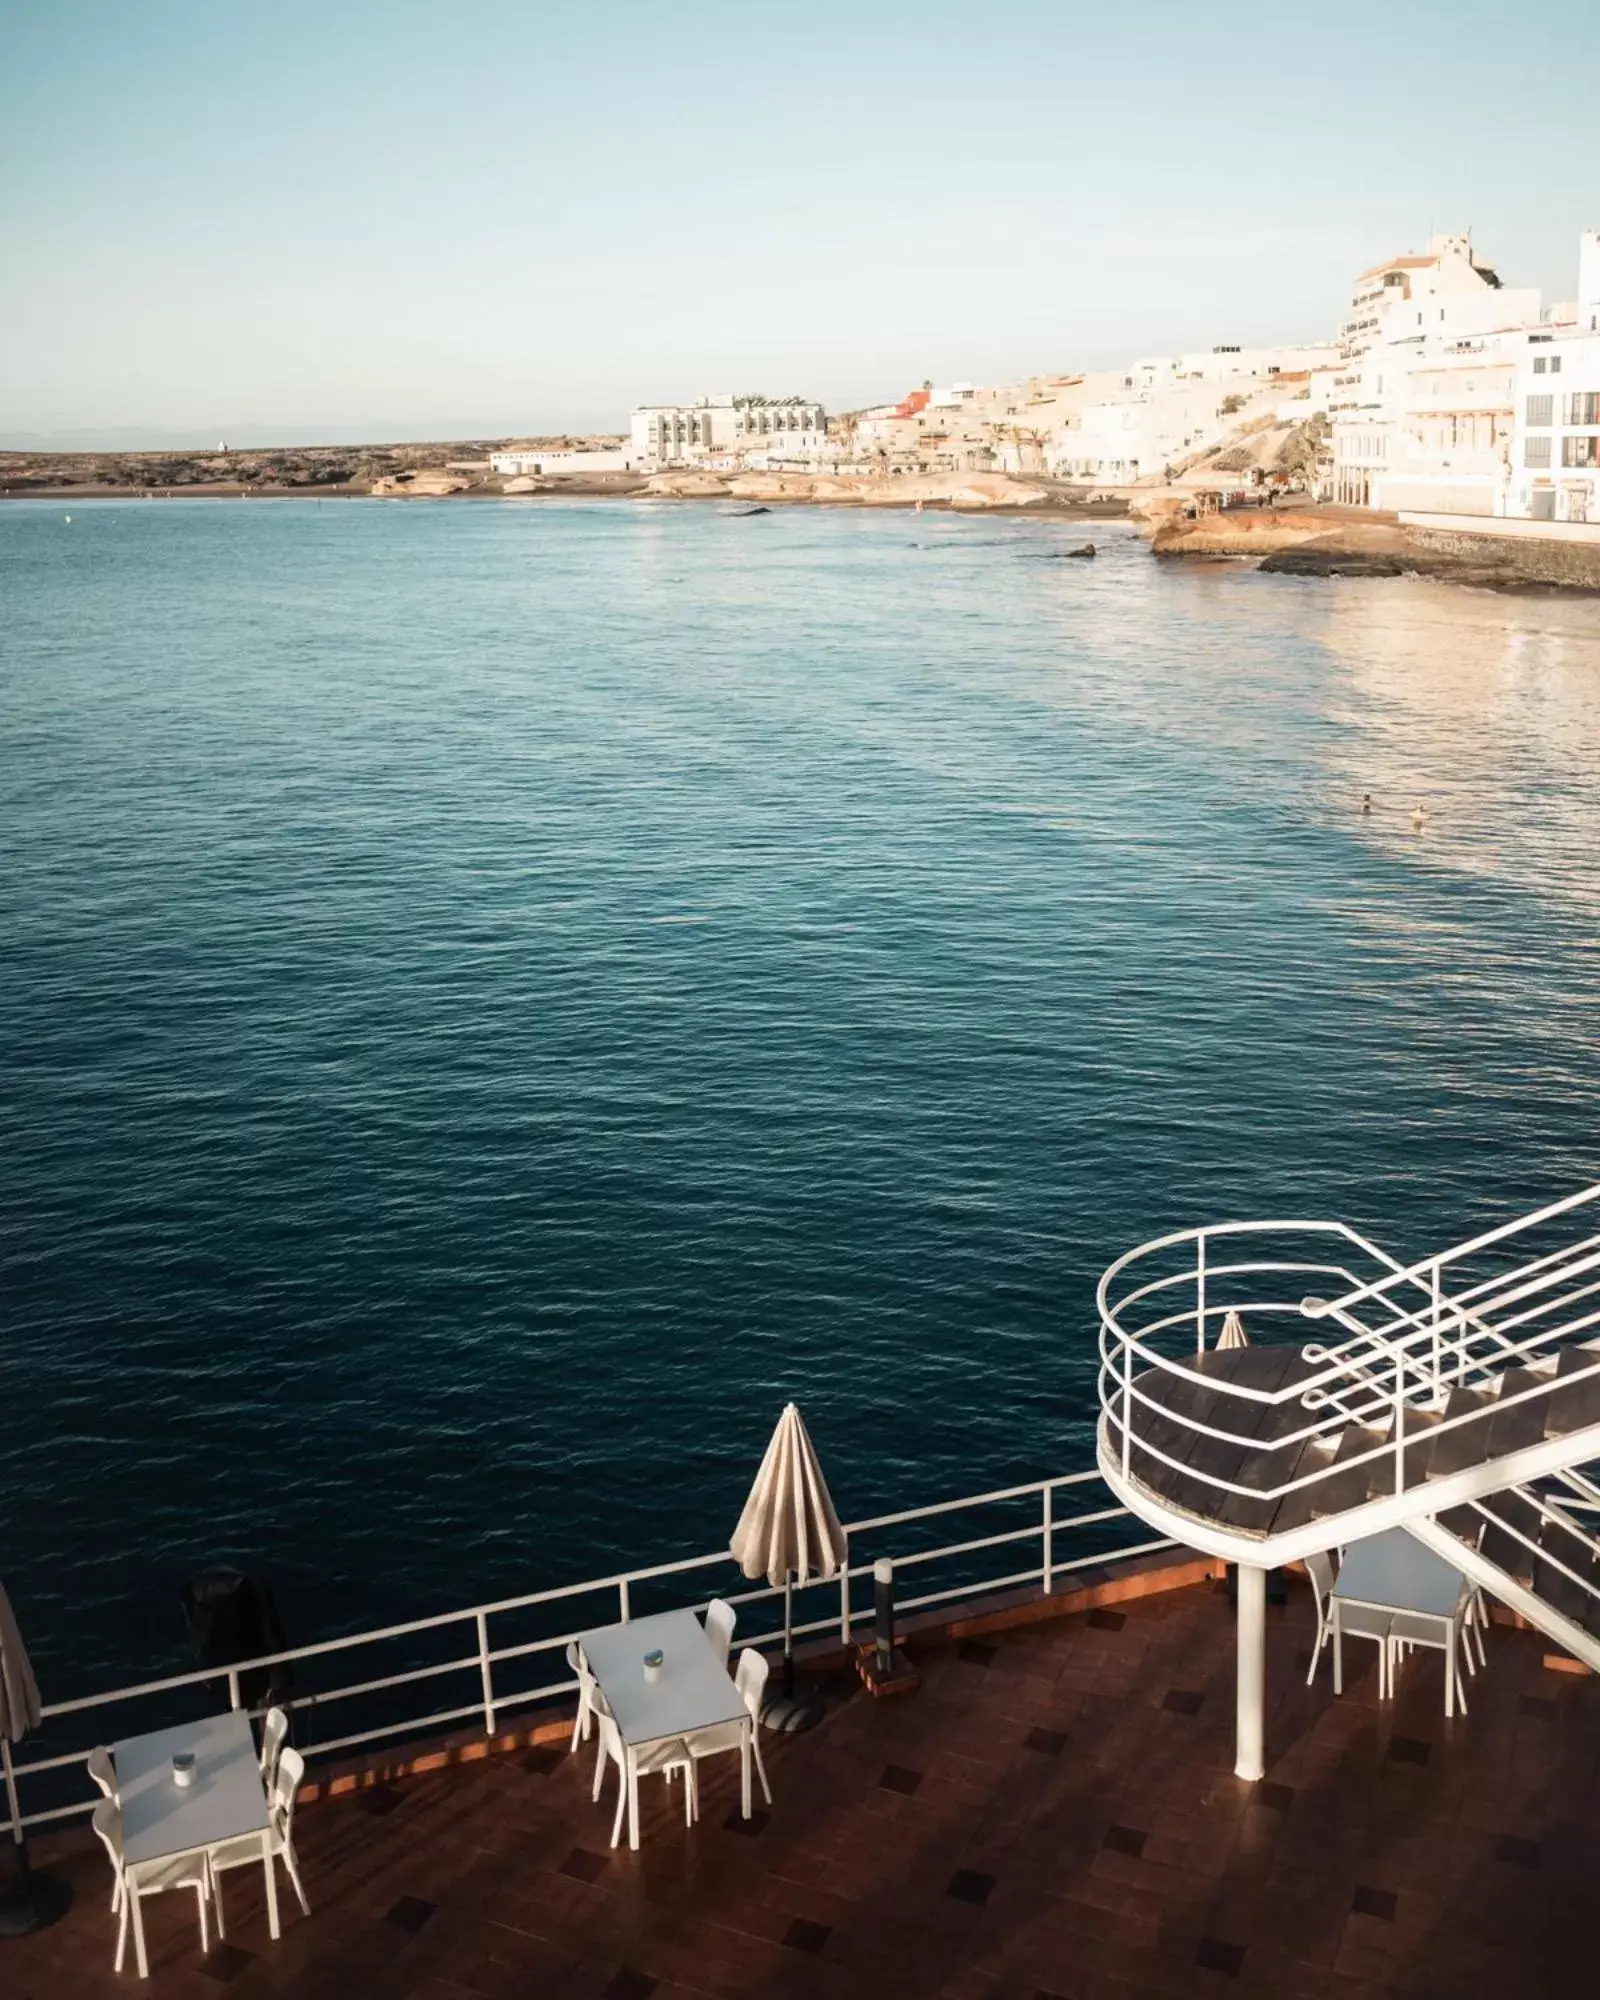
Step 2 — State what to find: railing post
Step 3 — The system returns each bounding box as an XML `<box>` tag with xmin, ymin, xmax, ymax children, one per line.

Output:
<box><xmin>1196</xmin><ymin>1231</ymin><xmax>1207</xmax><ymax>1354</ymax></box>
<box><xmin>1431</xmin><ymin>1259</ymin><xmax>1442</xmax><ymax>1399</ymax></box>
<box><xmin>1121</xmin><ymin>1338</ymin><xmax>1133</xmax><ymax>1479</ymax></box>
<box><xmin>1394</xmin><ymin>1346</ymin><xmax>1405</xmax><ymax>1495</ymax></box>
<box><xmin>1042</xmin><ymin>1485</ymin><xmax>1054</xmax><ymax>1595</ymax></box>
<box><xmin>227</xmin><ymin>1670</ymin><xmax>241</xmax><ymax>1713</ymax></box>
<box><xmin>839</xmin><ymin>1562</ymin><xmax>852</xmax><ymax>1646</ymax></box>
<box><xmin>618</xmin><ymin>1578</ymin><xmax>630</xmax><ymax>1624</ymax></box>
<box><xmin>476</xmin><ymin>1612</ymin><xmax>496</xmax><ymax>1737</ymax></box>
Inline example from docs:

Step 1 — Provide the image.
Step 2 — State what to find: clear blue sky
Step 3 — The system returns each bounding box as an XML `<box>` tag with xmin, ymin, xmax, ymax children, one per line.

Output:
<box><xmin>3</xmin><ymin>0</ymin><xmax>1597</xmax><ymax>445</ymax></box>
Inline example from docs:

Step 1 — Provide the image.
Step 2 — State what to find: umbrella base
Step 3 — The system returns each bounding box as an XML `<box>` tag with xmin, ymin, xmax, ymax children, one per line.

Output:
<box><xmin>760</xmin><ymin>1687</ymin><xmax>827</xmax><ymax>1734</ymax></box>
<box><xmin>0</xmin><ymin>1846</ymin><xmax>73</xmax><ymax>1936</ymax></box>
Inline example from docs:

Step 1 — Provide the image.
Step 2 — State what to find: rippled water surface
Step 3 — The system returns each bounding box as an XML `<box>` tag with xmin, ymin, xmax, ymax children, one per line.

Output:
<box><xmin>4</xmin><ymin>496</ymin><xmax>1600</xmax><ymax>1691</ymax></box>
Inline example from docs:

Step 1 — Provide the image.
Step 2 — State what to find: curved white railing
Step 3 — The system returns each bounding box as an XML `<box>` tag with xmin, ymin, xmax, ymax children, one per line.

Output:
<box><xmin>8</xmin><ymin>1466</ymin><xmax>1173</xmax><ymax>1838</ymax></box>
<box><xmin>1095</xmin><ymin>1190</ymin><xmax>1600</xmax><ymax>1550</ymax></box>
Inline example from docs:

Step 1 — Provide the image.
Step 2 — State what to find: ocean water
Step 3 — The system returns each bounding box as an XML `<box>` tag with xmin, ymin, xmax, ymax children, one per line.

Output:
<box><xmin>4</xmin><ymin>495</ymin><xmax>1600</xmax><ymax>1697</ymax></box>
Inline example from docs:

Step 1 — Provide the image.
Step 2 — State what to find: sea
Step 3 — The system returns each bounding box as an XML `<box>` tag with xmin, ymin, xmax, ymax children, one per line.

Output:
<box><xmin>4</xmin><ymin>494</ymin><xmax>1600</xmax><ymax>1699</ymax></box>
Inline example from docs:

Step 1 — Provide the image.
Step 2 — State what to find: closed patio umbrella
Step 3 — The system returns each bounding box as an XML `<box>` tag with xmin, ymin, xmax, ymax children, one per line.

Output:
<box><xmin>1216</xmin><ymin>1310</ymin><xmax>1250</xmax><ymax>1351</ymax></box>
<box><xmin>730</xmin><ymin>1404</ymin><xmax>847</xmax><ymax>1730</ymax></box>
<box><xmin>0</xmin><ymin>1581</ymin><xmax>68</xmax><ymax>1936</ymax></box>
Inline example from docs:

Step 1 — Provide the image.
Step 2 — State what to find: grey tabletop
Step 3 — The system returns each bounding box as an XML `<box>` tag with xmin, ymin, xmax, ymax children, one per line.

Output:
<box><xmin>1332</xmin><ymin>1528</ymin><xmax>1467</xmax><ymax>1620</ymax></box>
<box><xmin>579</xmin><ymin>1608</ymin><xmax>747</xmax><ymax>1749</ymax></box>
<box><xmin>113</xmin><ymin>1708</ymin><xmax>270</xmax><ymax>1867</ymax></box>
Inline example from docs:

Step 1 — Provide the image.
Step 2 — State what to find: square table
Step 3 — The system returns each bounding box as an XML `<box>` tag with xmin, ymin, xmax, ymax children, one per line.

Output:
<box><xmin>113</xmin><ymin>1709</ymin><xmax>278</xmax><ymax>1973</ymax></box>
<box><xmin>1332</xmin><ymin>1526</ymin><xmax>1473</xmax><ymax>1713</ymax></box>
<box><xmin>577</xmin><ymin>1607</ymin><xmax>750</xmax><ymax>1850</ymax></box>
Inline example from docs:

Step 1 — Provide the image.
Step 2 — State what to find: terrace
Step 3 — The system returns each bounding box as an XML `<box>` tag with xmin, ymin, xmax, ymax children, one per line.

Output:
<box><xmin>7</xmin><ymin>1553</ymin><xmax>1596</xmax><ymax>2000</ymax></box>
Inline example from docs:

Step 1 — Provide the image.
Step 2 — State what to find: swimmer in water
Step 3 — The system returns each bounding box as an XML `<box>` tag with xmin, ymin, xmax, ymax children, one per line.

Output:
<box><xmin>1412</xmin><ymin>802</ymin><xmax>1428</xmax><ymax>831</ymax></box>
<box><xmin>1361</xmin><ymin>794</ymin><xmax>1373</xmax><ymax>814</ymax></box>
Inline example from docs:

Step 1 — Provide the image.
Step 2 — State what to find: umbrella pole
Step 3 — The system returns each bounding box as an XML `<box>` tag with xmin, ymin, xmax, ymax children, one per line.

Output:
<box><xmin>1</xmin><ymin>1741</ymin><xmax>19</xmax><ymax>1847</ymax></box>
<box><xmin>784</xmin><ymin>1573</ymin><xmax>795</xmax><ymax>1699</ymax></box>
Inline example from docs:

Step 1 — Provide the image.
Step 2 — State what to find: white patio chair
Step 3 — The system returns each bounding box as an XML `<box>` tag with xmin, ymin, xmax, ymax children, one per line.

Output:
<box><xmin>258</xmin><ymin>1705</ymin><xmax>290</xmax><ymax>1789</ymax></box>
<box><xmin>567</xmin><ymin>1641</ymin><xmax>599</xmax><ymax>1751</ymax></box>
<box><xmin>91</xmin><ymin>1797</ymin><xmax>212</xmax><ymax>1979</ymax></box>
<box><xmin>1331</xmin><ymin>1597</ymin><xmax>1395</xmax><ymax>1699</ymax></box>
<box><xmin>1386</xmin><ymin>1604</ymin><xmax>1472</xmax><ymax>1719</ymax></box>
<box><xmin>590</xmin><ymin>1708</ymin><xmax>695</xmax><ymax>1847</ymax></box>
<box><xmin>1303</xmin><ymin>1550</ymin><xmax>1337</xmax><ymax>1686</ymax></box>
<box><xmin>86</xmin><ymin>1749</ymin><xmax>121</xmax><ymax>1911</ymax></box>
<box><xmin>207</xmin><ymin>1742</ymin><xmax>310</xmax><ymax>1936</ymax></box>
<box><xmin>704</xmin><ymin>1598</ymin><xmax>737</xmax><ymax>1670</ymax></box>
<box><xmin>684</xmin><ymin>1647</ymin><xmax>773</xmax><ymax>1806</ymax></box>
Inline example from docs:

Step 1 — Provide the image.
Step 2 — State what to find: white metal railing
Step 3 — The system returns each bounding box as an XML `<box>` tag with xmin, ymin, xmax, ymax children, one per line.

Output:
<box><xmin>9</xmin><ymin>1466</ymin><xmax>1173</xmax><ymax>1837</ymax></box>
<box><xmin>1095</xmin><ymin>1190</ymin><xmax>1600</xmax><ymax>1539</ymax></box>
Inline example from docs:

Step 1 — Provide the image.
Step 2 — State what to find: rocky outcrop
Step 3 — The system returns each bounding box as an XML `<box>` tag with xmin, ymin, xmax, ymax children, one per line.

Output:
<box><xmin>369</xmin><ymin>470</ymin><xmax>470</xmax><ymax>498</ymax></box>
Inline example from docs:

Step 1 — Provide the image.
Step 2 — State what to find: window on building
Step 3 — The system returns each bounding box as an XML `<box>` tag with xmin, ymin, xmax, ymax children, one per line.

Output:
<box><xmin>1551</xmin><ymin>357</ymin><xmax>1563</xmax><ymax>374</ymax></box>
<box><xmin>1533</xmin><ymin>356</ymin><xmax>1547</xmax><ymax>374</ymax></box>
<box><xmin>1562</xmin><ymin>436</ymin><xmax>1599</xmax><ymax>468</ymax></box>
<box><xmin>1526</xmin><ymin>395</ymin><xmax>1554</xmax><ymax>427</ymax></box>
<box><xmin>1566</xmin><ymin>392</ymin><xmax>1600</xmax><ymax>426</ymax></box>
<box><xmin>1525</xmin><ymin>437</ymin><xmax>1552</xmax><ymax>468</ymax></box>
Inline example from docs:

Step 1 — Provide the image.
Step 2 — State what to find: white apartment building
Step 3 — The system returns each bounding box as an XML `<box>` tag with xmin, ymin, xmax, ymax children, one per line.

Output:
<box><xmin>1338</xmin><ymin>233</ymin><xmax>1539</xmax><ymax>358</ymax></box>
<box><xmin>630</xmin><ymin>395</ymin><xmax>826</xmax><ymax>470</ymax></box>
<box><xmin>1507</xmin><ymin>332</ymin><xmax>1600</xmax><ymax>522</ymax></box>
<box><xmin>490</xmin><ymin>446</ymin><xmax>635</xmax><ymax>476</ymax></box>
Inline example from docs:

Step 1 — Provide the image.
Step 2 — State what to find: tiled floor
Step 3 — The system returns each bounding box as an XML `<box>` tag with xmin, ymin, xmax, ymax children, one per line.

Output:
<box><xmin>8</xmin><ymin>1575</ymin><xmax>1597</xmax><ymax>1998</ymax></box>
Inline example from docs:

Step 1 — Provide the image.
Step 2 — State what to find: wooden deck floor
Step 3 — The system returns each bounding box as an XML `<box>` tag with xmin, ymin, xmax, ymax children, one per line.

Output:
<box><xmin>8</xmin><ymin>1573</ymin><xmax>1597</xmax><ymax>2000</ymax></box>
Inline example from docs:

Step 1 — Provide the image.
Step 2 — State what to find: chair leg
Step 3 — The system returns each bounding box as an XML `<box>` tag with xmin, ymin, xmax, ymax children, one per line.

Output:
<box><xmin>196</xmin><ymin>1879</ymin><xmax>209</xmax><ymax>1956</ymax></box>
<box><xmin>214</xmin><ymin>1868</ymin><xmax>226</xmax><ymax>1940</ymax></box>
<box><xmin>1305</xmin><ymin>1616</ymin><xmax>1325</xmax><ymax>1687</ymax></box>
<box><xmin>114</xmin><ymin>1886</ymin><xmax>130</xmax><ymax>1975</ymax></box>
<box><xmin>131</xmin><ymin>1885</ymin><xmax>150</xmax><ymax>1980</ymax></box>
<box><xmin>283</xmin><ymin>1843</ymin><xmax>311</xmax><ymax>1918</ymax></box>
<box><xmin>592</xmin><ymin>1744</ymin><xmax>607</xmax><ymax>1804</ymax></box>
<box><xmin>751</xmin><ymin>1733</ymin><xmax>773</xmax><ymax>1807</ymax></box>
<box><xmin>1332</xmin><ymin>1621</ymin><xmax>1343</xmax><ymax>1695</ymax></box>
<box><xmin>610</xmin><ymin>1768</ymin><xmax>627</xmax><ymax>1848</ymax></box>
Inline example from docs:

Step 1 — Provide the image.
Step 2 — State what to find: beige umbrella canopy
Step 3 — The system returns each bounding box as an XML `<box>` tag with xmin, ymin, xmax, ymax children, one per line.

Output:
<box><xmin>730</xmin><ymin>1404</ymin><xmax>846</xmax><ymax>1702</ymax></box>
<box><xmin>1216</xmin><ymin>1310</ymin><xmax>1250</xmax><ymax>1352</ymax></box>
<box><xmin>0</xmin><ymin>1581</ymin><xmax>42</xmax><ymax>1848</ymax></box>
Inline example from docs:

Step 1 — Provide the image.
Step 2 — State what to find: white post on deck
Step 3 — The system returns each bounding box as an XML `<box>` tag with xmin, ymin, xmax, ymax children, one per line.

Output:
<box><xmin>1234</xmin><ymin>1563</ymin><xmax>1266</xmax><ymax>1783</ymax></box>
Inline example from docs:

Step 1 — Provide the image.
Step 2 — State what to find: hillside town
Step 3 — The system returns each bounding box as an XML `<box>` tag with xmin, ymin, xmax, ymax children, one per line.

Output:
<box><xmin>494</xmin><ymin>227</ymin><xmax>1598</xmax><ymax>531</ymax></box>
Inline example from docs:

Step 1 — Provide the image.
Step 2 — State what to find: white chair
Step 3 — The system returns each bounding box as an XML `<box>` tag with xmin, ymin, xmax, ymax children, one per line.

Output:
<box><xmin>207</xmin><ymin>1742</ymin><xmax>310</xmax><ymax>1937</ymax></box>
<box><xmin>92</xmin><ymin>1797</ymin><xmax>212</xmax><ymax>1979</ymax></box>
<box><xmin>567</xmin><ymin>1641</ymin><xmax>598</xmax><ymax>1752</ymax></box>
<box><xmin>1330</xmin><ymin>1596</ymin><xmax>1395</xmax><ymax>1699</ymax></box>
<box><xmin>1386</xmin><ymin>1602</ymin><xmax>1473</xmax><ymax>1719</ymax></box>
<box><xmin>703</xmin><ymin>1598</ymin><xmax>736</xmax><ymax>1670</ymax></box>
<box><xmin>258</xmin><ymin>1705</ymin><xmax>289</xmax><ymax>1790</ymax></box>
<box><xmin>591</xmin><ymin>1709</ymin><xmax>694</xmax><ymax>1848</ymax></box>
<box><xmin>685</xmin><ymin>1647</ymin><xmax>773</xmax><ymax>1807</ymax></box>
<box><xmin>86</xmin><ymin>1749</ymin><xmax>121</xmax><ymax>1912</ymax></box>
<box><xmin>1302</xmin><ymin>1550</ymin><xmax>1337</xmax><ymax>1686</ymax></box>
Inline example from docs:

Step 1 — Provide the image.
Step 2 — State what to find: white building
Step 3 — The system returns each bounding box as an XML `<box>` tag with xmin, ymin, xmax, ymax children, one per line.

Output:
<box><xmin>630</xmin><ymin>395</ymin><xmax>826</xmax><ymax>470</ymax></box>
<box><xmin>1506</xmin><ymin>332</ymin><xmax>1600</xmax><ymax>523</ymax></box>
<box><xmin>490</xmin><ymin>446</ymin><xmax>635</xmax><ymax>476</ymax></box>
<box><xmin>1338</xmin><ymin>233</ymin><xmax>1539</xmax><ymax>358</ymax></box>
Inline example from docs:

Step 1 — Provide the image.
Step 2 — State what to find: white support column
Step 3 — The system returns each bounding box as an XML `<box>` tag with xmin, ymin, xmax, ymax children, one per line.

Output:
<box><xmin>1234</xmin><ymin>1563</ymin><xmax>1267</xmax><ymax>1782</ymax></box>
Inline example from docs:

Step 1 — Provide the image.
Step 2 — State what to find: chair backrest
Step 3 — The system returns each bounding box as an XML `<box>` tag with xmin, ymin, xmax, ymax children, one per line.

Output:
<box><xmin>91</xmin><ymin>1797</ymin><xmax>124</xmax><ymax>1878</ymax></box>
<box><xmin>273</xmin><ymin>1744</ymin><xmax>306</xmax><ymax>1833</ymax></box>
<box><xmin>594</xmin><ymin>1707</ymin><xmax>624</xmax><ymax>1764</ymax></box>
<box><xmin>86</xmin><ymin>1746</ymin><xmax>118</xmax><ymax>1802</ymax></box>
<box><xmin>733</xmin><ymin>1647</ymin><xmax>769</xmax><ymax>1720</ymax></box>
<box><xmin>1304</xmin><ymin>1548</ymin><xmax>1335</xmax><ymax>1615</ymax></box>
<box><xmin>704</xmin><ymin>1598</ymin><xmax>737</xmax><ymax>1668</ymax></box>
<box><xmin>259</xmin><ymin>1706</ymin><xmax>289</xmax><ymax>1782</ymax></box>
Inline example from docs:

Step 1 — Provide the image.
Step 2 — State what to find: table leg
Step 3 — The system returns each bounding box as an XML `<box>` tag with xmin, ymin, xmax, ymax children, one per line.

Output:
<box><xmin>131</xmin><ymin>1885</ymin><xmax>150</xmax><ymax>1979</ymax></box>
<box><xmin>262</xmin><ymin>1827</ymin><xmax>281</xmax><ymax>1940</ymax></box>
<box><xmin>740</xmin><ymin>1717</ymin><xmax>752</xmax><ymax>1821</ymax></box>
<box><xmin>627</xmin><ymin>1750</ymin><xmax>640</xmax><ymax>1852</ymax></box>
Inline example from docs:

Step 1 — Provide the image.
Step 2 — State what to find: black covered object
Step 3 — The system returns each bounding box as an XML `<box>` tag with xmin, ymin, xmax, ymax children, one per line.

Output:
<box><xmin>181</xmin><ymin>1567</ymin><xmax>291</xmax><ymax>1710</ymax></box>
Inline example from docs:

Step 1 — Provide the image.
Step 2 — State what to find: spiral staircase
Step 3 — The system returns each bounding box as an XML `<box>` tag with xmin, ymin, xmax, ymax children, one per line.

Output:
<box><xmin>1096</xmin><ymin>1185</ymin><xmax>1600</xmax><ymax>1776</ymax></box>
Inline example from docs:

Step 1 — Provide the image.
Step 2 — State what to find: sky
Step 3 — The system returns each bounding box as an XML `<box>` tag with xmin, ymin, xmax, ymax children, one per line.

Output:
<box><xmin>3</xmin><ymin>0</ymin><xmax>1598</xmax><ymax>447</ymax></box>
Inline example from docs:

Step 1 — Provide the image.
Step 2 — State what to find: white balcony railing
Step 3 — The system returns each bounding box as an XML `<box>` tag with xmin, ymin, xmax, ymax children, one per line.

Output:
<box><xmin>8</xmin><ymin>1467</ymin><xmax>1173</xmax><ymax>1839</ymax></box>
